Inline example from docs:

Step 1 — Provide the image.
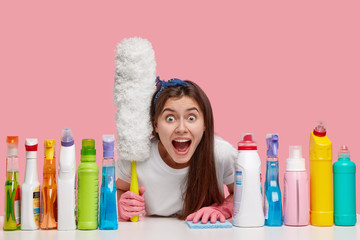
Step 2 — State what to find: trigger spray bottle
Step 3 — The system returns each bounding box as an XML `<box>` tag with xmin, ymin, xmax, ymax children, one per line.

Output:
<box><xmin>78</xmin><ymin>139</ymin><xmax>99</xmax><ymax>230</ymax></box>
<box><xmin>3</xmin><ymin>136</ymin><xmax>21</xmax><ymax>231</ymax></box>
<box><xmin>40</xmin><ymin>140</ymin><xmax>57</xmax><ymax>230</ymax></box>
<box><xmin>264</xmin><ymin>134</ymin><xmax>282</xmax><ymax>226</ymax></box>
<box><xmin>99</xmin><ymin>135</ymin><xmax>118</xmax><ymax>230</ymax></box>
<box><xmin>309</xmin><ymin>121</ymin><xmax>333</xmax><ymax>226</ymax></box>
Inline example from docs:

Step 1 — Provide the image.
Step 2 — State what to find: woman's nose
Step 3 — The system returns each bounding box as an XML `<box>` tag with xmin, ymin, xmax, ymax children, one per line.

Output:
<box><xmin>175</xmin><ymin>118</ymin><xmax>188</xmax><ymax>133</ymax></box>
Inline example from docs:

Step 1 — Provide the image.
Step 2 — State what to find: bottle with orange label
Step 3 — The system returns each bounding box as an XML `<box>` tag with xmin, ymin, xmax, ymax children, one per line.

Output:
<box><xmin>309</xmin><ymin>121</ymin><xmax>333</xmax><ymax>226</ymax></box>
<box><xmin>3</xmin><ymin>136</ymin><xmax>21</xmax><ymax>231</ymax></box>
<box><xmin>40</xmin><ymin>140</ymin><xmax>58</xmax><ymax>229</ymax></box>
<box><xmin>21</xmin><ymin>138</ymin><xmax>41</xmax><ymax>230</ymax></box>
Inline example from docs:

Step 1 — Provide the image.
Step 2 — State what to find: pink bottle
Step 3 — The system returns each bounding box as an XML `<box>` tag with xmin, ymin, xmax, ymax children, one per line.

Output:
<box><xmin>283</xmin><ymin>146</ymin><xmax>309</xmax><ymax>226</ymax></box>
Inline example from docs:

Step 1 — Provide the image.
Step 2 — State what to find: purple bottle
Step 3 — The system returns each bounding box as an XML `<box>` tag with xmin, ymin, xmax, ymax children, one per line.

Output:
<box><xmin>283</xmin><ymin>146</ymin><xmax>309</xmax><ymax>226</ymax></box>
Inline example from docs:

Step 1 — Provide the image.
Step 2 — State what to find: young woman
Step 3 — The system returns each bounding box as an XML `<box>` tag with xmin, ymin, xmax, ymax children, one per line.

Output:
<box><xmin>116</xmin><ymin>78</ymin><xmax>236</xmax><ymax>223</ymax></box>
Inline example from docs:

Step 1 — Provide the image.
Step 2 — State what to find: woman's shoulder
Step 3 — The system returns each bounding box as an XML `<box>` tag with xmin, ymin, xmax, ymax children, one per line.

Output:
<box><xmin>214</xmin><ymin>135</ymin><xmax>237</xmax><ymax>161</ymax></box>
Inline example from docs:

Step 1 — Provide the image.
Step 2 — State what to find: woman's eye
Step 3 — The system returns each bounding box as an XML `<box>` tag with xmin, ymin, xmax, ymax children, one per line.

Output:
<box><xmin>188</xmin><ymin>115</ymin><xmax>196</xmax><ymax>121</ymax></box>
<box><xmin>166</xmin><ymin>116</ymin><xmax>175</xmax><ymax>122</ymax></box>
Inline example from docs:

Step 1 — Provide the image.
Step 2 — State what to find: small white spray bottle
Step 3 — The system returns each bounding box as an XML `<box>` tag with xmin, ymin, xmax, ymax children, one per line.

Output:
<box><xmin>57</xmin><ymin>128</ymin><xmax>76</xmax><ymax>230</ymax></box>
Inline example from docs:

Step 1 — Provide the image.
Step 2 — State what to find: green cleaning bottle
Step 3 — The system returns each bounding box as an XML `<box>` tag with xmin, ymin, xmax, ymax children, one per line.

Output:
<box><xmin>333</xmin><ymin>145</ymin><xmax>356</xmax><ymax>226</ymax></box>
<box><xmin>77</xmin><ymin>139</ymin><xmax>99</xmax><ymax>230</ymax></box>
<box><xmin>3</xmin><ymin>136</ymin><xmax>21</xmax><ymax>230</ymax></box>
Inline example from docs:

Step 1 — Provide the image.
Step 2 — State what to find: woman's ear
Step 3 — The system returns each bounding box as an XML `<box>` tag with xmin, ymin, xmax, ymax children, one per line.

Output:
<box><xmin>154</xmin><ymin>121</ymin><xmax>159</xmax><ymax>133</ymax></box>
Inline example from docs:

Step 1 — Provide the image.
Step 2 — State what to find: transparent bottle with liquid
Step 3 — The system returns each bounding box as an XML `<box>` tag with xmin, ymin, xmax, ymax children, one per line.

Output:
<box><xmin>264</xmin><ymin>134</ymin><xmax>282</xmax><ymax>226</ymax></box>
<box><xmin>40</xmin><ymin>140</ymin><xmax>58</xmax><ymax>230</ymax></box>
<box><xmin>99</xmin><ymin>135</ymin><xmax>118</xmax><ymax>230</ymax></box>
<box><xmin>3</xmin><ymin>136</ymin><xmax>21</xmax><ymax>231</ymax></box>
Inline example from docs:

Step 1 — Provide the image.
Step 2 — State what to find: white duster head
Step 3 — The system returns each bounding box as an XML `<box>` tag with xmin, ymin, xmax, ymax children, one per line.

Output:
<box><xmin>114</xmin><ymin>37</ymin><xmax>156</xmax><ymax>162</ymax></box>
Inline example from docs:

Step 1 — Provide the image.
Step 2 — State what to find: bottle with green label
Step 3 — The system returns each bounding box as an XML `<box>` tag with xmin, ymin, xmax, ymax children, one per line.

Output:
<box><xmin>77</xmin><ymin>139</ymin><xmax>99</xmax><ymax>230</ymax></box>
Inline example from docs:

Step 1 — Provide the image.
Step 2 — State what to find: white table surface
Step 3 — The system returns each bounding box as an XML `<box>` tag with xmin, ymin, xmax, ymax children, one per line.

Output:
<box><xmin>1</xmin><ymin>216</ymin><xmax>359</xmax><ymax>240</ymax></box>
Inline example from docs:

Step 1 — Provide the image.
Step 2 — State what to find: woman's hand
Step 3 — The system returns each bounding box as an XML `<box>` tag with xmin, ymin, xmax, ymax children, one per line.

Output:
<box><xmin>118</xmin><ymin>186</ymin><xmax>146</xmax><ymax>221</ymax></box>
<box><xmin>186</xmin><ymin>199</ymin><xmax>233</xmax><ymax>224</ymax></box>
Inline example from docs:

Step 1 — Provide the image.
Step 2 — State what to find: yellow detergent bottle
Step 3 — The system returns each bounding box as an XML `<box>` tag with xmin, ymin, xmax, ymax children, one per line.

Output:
<box><xmin>309</xmin><ymin>121</ymin><xmax>333</xmax><ymax>226</ymax></box>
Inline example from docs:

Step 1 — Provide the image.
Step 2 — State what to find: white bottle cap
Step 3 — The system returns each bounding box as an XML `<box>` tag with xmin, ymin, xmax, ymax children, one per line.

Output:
<box><xmin>286</xmin><ymin>145</ymin><xmax>306</xmax><ymax>171</ymax></box>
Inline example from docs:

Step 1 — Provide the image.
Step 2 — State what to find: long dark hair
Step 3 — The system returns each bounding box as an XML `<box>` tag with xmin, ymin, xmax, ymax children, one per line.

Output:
<box><xmin>150</xmin><ymin>80</ymin><xmax>224</xmax><ymax>219</ymax></box>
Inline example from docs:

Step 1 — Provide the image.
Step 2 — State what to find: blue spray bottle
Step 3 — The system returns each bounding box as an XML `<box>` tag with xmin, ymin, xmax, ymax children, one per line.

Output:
<box><xmin>99</xmin><ymin>135</ymin><xmax>118</xmax><ymax>230</ymax></box>
<box><xmin>264</xmin><ymin>134</ymin><xmax>282</xmax><ymax>226</ymax></box>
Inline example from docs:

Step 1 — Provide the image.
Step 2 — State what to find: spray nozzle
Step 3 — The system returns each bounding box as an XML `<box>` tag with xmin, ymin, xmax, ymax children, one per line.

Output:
<box><xmin>61</xmin><ymin>128</ymin><xmax>74</xmax><ymax>147</ymax></box>
<box><xmin>266</xmin><ymin>134</ymin><xmax>279</xmax><ymax>157</ymax></box>
<box><xmin>338</xmin><ymin>145</ymin><xmax>350</xmax><ymax>158</ymax></box>
<box><xmin>44</xmin><ymin>140</ymin><xmax>56</xmax><ymax>160</ymax></box>
<box><xmin>103</xmin><ymin>135</ymin><xmax>115</xmax><ymax>158</ymax></box>
<box><xmin>313</xmin><ymin>121</ymin><xmax>327</xmax><ymax>137</ymax></box>
<box><xmin>6</xmin><ymin>136</ymin><xmax>19</xmax><ymax>156</ymax></box>
<box><xmin>238</xmin><ymin>133</ymin><xmax>257</xmax><ymax>150</ymax></box>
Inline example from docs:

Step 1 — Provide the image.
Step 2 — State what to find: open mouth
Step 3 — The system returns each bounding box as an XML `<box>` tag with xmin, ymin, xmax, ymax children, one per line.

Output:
<box><xmin>172</xmin><ymin>139</ymin><xmax>192</xmax><ymax>154</ymax></box>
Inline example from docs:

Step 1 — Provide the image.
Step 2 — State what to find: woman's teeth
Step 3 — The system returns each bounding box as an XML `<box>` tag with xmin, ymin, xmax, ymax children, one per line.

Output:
<box><xmin>172</xmin><ymin>139</ymin><xmax>191</xmax><ymax>152</ymax></box>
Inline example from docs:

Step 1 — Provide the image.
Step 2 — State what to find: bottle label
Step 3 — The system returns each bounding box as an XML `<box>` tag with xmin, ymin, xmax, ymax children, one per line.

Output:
<box><xmin>14</xmin><ymin>186</ymin><xmax>21</xmax><ymax>225</ymax></box>
<box><xmin>233</xmin><ymin>171</ymin><xmax>243</xmax><ymax>218</ymax></box>
<box><xmin>33</xmin><ymin>186</ymin><xmax>40</xmax><ymax>226</ymax></box>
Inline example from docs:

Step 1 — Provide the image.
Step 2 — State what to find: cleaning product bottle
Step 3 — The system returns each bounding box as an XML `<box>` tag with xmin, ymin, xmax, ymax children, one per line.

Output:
<box><xmin>40</xmin><ymin>140</ymin><xmax>58</xmax><ymax>229</ymax></box>
<box><xmin>233</xmin><ymin>133</ymin><xmax>264</xmax><ymax>227</ymax></box>
<box><xmin>309</xmin><ymin>121</ymin><xmax>333</xmax><ymax>226</ymax></box>
<box><xmin>3</xmin><ymin>136</ymin><xmax>21</xmax><ymax>231</ymax></box>
<box><xmin>78</xmin><ymin>139</ymin><xmax>99</xmax><ymax>230</ymax></box>
<box><xmin>333</xmin><ymin>145</ymin><xmax>356</xmax><ymax>226</ymax></box>
<box><xmin>283</xmin><ymin>145</ymin><xmax>309</xmax><ymax>226</ymax></box>
<box><xmin>264</xmin><ymin>134</ymin><xmax>282</xmax><ymax>226</ymax></box>
<box><xmin>21</xmin><ymin>138</ymin><xmax>40</xmax><ymax>230</ymax></box>
<box><xmin>58</xmin><ymin>128</ymin><xmax>76</xmax><ymax>230</ymax></box>
<box><xmin>99</xmin><ymin>135</ymin><xmax>118</xmax><ymax>230</ymax></box>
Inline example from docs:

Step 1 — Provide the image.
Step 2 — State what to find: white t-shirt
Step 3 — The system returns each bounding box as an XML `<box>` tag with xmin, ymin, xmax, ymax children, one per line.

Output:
<box><xmin>116</xmin><ymin>136</ymin><xmax>237</xmax><ymax>216</ymax></box>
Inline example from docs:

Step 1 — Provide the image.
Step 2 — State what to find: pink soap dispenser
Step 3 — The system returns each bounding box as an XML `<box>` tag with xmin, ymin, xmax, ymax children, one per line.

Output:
<box><xmin>283</xmin><ymin>146</ymin><xmax>309</xmax><ymax>226</ymax></box>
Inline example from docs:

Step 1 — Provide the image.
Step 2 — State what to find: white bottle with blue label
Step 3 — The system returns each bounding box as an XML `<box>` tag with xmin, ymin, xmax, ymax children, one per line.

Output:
<box><xmin>233</xmin><ymin>133</ymin><xmax>264</xmax><ymax>227</ymax></box>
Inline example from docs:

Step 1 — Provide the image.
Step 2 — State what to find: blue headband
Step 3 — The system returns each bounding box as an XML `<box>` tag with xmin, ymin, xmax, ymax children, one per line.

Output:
<box><xmin>153</xmin><ymin>77</ymin><xmax>192</xmax><ymax>107</ymax></box>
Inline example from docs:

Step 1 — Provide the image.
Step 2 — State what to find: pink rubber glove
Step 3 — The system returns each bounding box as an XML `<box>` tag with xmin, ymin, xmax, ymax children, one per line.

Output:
<box><xmin>118</xmin><ymin>186</ymin><xmax>146</xmax><ymax>221</ymax></box>
<box><xmin>186</xmin><ymin>199</ymin><xmax>233</xmax><ymax>224</ymax></box>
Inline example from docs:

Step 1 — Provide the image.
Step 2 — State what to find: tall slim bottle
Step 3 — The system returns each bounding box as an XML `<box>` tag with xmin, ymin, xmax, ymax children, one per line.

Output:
<box><xmin>333</xmin><ymin>145</ymin><xmax>357</xmax><ymax>226</ymax></box>
<box><xmin>309</xmin><ymin>121</ymin><xmax>333</xmax><ymax>226</ymax></box>
<box><xmin>233</xmin><ymin>133</ymin><xmax>264</xmax><ymax>227</ymax></box>
<box><xmin>21</xmin><ymin>138</ymin><xmax>40</xmax><ymax>230</ymax></box>
<box><xmin>58</xmin><ymin>128</ymin><xmax>76</xmax><ymax>230</ymax></box>
<box><xmin>40</xmin><ymin>140</ymin><xmax>57</xmax><ymax>229</ymax></box>
<box><xmin>283</xmin><ymin>146</ymin><xmax>309</xmax><ymax>226</ymax></box>
<box><xmin>264</xmin><ymin>134</ymin><xmax>282</xmax><ymax>226</ymax></box>
<box><xmin>78</xmin><ymin>139</ymin><xmax>99</xmax><ymax>230</ymax></box>
<box><xmin>99</xmin><ymin>135</ymin><xmax>118</xmax><ymax>230</ymax></box>
<box><xmin>3</xmin><ymin>136</ymin><xmax>21</xmax><ymax>231</ymax></box>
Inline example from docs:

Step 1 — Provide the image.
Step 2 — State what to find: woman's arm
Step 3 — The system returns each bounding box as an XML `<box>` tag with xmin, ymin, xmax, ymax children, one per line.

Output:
<box><xmin>116</xmin><ymin>178</ymin><xmax>130</xmax><ymax>200</ymax></box>
<box><xmin>116</xmin><ymin>178</ymin><xmax>146</xmax><ymax>221</ymax></box>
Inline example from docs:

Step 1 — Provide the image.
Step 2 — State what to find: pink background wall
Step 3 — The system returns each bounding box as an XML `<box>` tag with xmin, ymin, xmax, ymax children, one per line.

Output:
<box><xmin>1</xmin><ymin>1</ymin><xmax>359</xmax><ymax>215</ymax></box>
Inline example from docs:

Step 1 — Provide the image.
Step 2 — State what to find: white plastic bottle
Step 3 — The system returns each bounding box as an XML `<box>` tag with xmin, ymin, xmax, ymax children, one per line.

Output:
<box><xmin>57</xmin><ymin>128</ymin><xmax>76</xmax><ymax>230</ymax></box>
<box><xmin>21</xmin><ymin>138</ymin><xmax>40</xmax><ymax>230</ymax></box>
<box><xmin>233</xmin><ymin>133</ymin><xmax>264</xmax><ymax>227</ymax></box>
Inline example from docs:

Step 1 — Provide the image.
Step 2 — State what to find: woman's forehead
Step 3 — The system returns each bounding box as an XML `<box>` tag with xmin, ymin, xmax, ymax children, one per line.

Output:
<box><xmin>162</xmin><ymin>96</ymin><xmax>201</xmax><ymax>111</ymax></box>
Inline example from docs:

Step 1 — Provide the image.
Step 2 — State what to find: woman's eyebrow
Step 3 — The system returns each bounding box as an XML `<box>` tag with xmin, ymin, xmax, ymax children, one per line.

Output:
<box><xmin>162</xmin><ymin>107</ymin><xmax>199</xmax><ymax>114</ymax></box>
<box><xmin>162</xmin><ymin>108</ymin><xmax>175</xmax><ymax>114</ymax></box>
<box><xmin>186</xmin><ymin>107</ymin><xmax>199</xmax><ymax>113</ymax></box>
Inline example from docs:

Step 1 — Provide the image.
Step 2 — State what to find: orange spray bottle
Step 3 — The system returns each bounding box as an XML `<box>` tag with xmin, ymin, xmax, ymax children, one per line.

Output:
<box><xmin>40</xmin><ymin>140</ymin><xmax>58</xmax><ymax>229</ymax></box>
